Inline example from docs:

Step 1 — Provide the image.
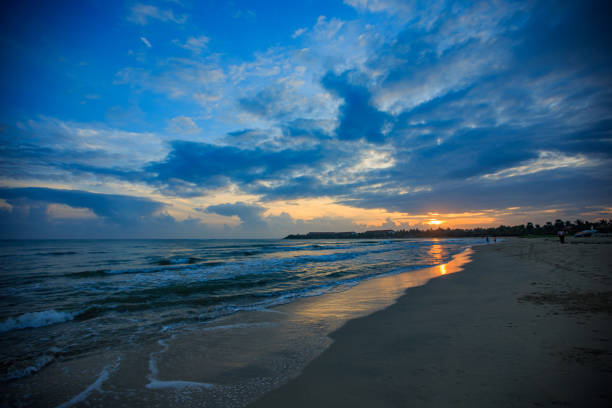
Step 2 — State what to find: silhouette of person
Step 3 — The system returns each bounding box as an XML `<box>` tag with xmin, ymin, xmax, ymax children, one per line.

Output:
<box><xmin>558</xmin><ymin>230</ymin><xmax>565</xmax><ymax>244</ymax></box>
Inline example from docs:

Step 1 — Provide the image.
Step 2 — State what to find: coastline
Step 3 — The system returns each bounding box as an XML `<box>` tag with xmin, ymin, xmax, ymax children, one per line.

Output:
<box><xmin>250</xmin><ymin>237</ymin><xmax>612</xmax><ymax>407</ymax></box>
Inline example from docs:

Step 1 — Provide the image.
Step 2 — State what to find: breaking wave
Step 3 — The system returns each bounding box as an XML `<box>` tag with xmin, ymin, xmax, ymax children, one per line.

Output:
<box><xmin>0</xmin><ymin>310</ymin><xmax>75</xmax><ymax>333</ymax></box>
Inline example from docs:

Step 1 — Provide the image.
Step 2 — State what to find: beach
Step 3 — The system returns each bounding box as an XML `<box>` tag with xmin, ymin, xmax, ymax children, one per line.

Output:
<box><xmin>2</xmin><ymin>237</ymin><xmax>611</xmax><ymax>407</ymax></box>
<box><xmin>250</xmin><ymin>237</ymin><xmax>612</xmax><ymax>407</ymax></box>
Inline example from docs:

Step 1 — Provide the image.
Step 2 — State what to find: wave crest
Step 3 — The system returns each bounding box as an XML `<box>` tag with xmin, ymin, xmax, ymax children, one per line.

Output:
<box><xmin>0</xmin><ymin>310</ymin><xmax>75</xmax><ymax>333</ymax></box>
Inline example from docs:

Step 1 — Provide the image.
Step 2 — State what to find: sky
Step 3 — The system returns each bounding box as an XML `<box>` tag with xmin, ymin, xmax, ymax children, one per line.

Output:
<box><xmin>0</xmin><ymin>0</ymin><xmax>611</xmax><ymax>238</ymax></box>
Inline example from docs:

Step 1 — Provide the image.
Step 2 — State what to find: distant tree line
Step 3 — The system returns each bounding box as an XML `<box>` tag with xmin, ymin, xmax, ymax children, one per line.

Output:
<box><xmin>284</xmin><ymin>219</ymin><xmax>612</xmax><ymax>239</ymax></box>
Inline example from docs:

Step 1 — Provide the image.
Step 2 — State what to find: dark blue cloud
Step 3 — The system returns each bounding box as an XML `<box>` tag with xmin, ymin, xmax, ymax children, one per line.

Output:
<box><xmin>238</xmin><ymin>88</ymin><xmax>283</xmax><ymax>118</ymax></box>
<box><xmin>281</xmin><ymin>119</ymin><xmax>333</xmax><ymax>142</ymax></box>
<box><xmin>513</xmin><ymin>0</ymin><xmax>612</xmax><ymax>71</ymax></box>
<box><xmin>341</xmin><ymin>171</ymin><xmax>612</xmax><ymax>215</ymax></box>
<box><xmin>321</xmin><ymin>71</ymin><xmax>391</xmax><ymax>144</ymax></box>
<box><xmin>250</xmin><ymin>175</ymin><xmax>357</xmax><ymax>201</ymax></box>
<box><xmin>146</xmin><ymin>140</ymin><xmax>327</xmax><ymax>195</ymax></box>
<box><xmin>559</xmin><ymin>119</ymin><xmax>612</xmax><ymax>156</ymax></box>
<box><xmin>393</xmin><ymin>125</ymin><xmax>541</xmax><ymax>182</ymax></box>
<box><xmin>205</xmin><ymin>202</ymin><xmax>266</xmax><ymax>225</ymax></box>
<box><xmin>0</xmin><ymin>187</ymin><xmax>216</xmax><ymax>239</ymax></box>
<box><xmin>0</xmin><ymin>187</ymin><xmax>163</xmax><ymax>224</ymax></box>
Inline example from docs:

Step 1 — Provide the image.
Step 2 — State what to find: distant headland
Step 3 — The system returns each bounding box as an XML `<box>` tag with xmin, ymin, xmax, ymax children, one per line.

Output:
<box><xmin>284</xmin><ymin>219</ymin><xmax>611</xmax><ymax>239</ymax></box>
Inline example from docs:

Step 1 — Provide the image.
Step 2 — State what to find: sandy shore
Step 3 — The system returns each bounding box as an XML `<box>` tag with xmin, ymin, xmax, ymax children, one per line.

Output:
<box><xmin>250</xmin><ymin>237</ymin><xmax>612</xmax><ymax>407</ymax></box>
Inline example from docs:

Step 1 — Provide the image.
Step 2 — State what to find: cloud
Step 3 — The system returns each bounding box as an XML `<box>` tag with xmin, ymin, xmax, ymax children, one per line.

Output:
<box><xmin>203</xmin><ymin>201</ymin><xmax>392</xmax><ymax>237</ymax></box>
<box><xmin>0</xmin><ymin>118</ymin><xmax>167</xmax><ymax>186</ymax></box>
<box><xmin>292</xmin><ymin>28</ymin><xmax>307</xmax><ymax>39</ymax></box>
<box><xmin>167</xmin><ymin>116</ymin><xmax>200</xmax><ymax>135</ymax></box>
<box><xmin>341</xmin><ymin>171</ymin><xmax>612</xmax><ymax>216</ymax></box>
<box><xmin>115</xmin><ymin>57</ymin><xmax>226</xmax><ymax>103</ymax></box>
<box><xmin>0</xmin><ymin>187</ymin><xmax>163</xmax><ymax>224</ymax></box>
<box><xmin>205</xmin><ymin>202</ymin><xmax>266</xmax><ymax>227</ymax></box>
<box><xmin>146</xmin><ymin>140</ymin><xmax>327</xmax><ymax>195</ymax></box>
<box><xmin>0</xmin><ymin>118</ymin><xmax>166</xmax><ymax>182</ymax></box>
<box><xmin>0</xmin><ymin>187</ymin><xmax>244</xmax><ymax>239</ymax></box>
<box><xmin>140</xmin><ymin>36</ymin><xmax>152</xmax><ymax>48</ymax></box>
<box><xmin>250</xmin><ymin>175</ymin><xmax>356</xmax><ymax>201</ymax></box>
<box><xmin>323</xmin><ymin>0</ymin><xmax>612</xmax><ymax>214</ymax></box>
<box><xmin>127</xmin><ymin>3</ymin><xmax>187</xmax><ymax>25</ymax></box>
<box><xmin>322</xmin><ymin>71</ymin><xmax>391</xmax><ymax>144</ymax></box>
<box><xmin>238</xmin><ymin>88</ymin><xmax>285</xmax><ymax>118</ymax></box>
<box><xmin>343</xmin><ymin>0</ymin><xmax>409</xmax><ymax>13</ymax></box>
<box><xmin>479</xmin><ymin>151</ymin><xmax>601</xmax><ymax>181</ymax></box>
<box><xmin>174</xmin><ymin>35</ymin><xmax>210</xmax><ymax>54</ymax></box>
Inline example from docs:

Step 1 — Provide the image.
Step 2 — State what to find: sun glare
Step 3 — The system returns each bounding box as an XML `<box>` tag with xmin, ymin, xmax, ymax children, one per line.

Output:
<box><xmin>428</xmin><ymin>219</ymin><xmax>443</xmax><ymax>225</ymax></box>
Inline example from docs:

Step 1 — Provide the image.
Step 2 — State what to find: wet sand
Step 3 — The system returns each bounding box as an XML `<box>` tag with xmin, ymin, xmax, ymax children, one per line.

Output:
<box><xmin>250</xmin><ymin>238</ymin><xmax>612</xmax><ymax>407</ymax></box>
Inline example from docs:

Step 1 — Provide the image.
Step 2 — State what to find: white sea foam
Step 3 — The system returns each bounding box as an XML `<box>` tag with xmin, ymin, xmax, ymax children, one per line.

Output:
<box><xmin>1</xmin><ymin>354</ymin><xmax>55</xmax><ymax>382</ymax></box>
<box><xmin>146</xmin><ymin>379</ymin><xmax>214</xmax><ymax>389</ymax></box>
<box><xmin>56</xmin><ymin>357</ymin><xmax>120</xmax><ymax>408</ymax></box>
<box><xmin>146</xmin><ymin>339</ymin><xmax>213</xmax><ymax>390</ymax></box>
<box><xmin>0</xmin><ymin>310</ymin><xmax>75</xmax><ymax>333</ymax></box>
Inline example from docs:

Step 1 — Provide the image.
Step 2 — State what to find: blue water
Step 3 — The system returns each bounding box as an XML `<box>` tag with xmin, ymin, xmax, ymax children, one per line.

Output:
<box><xmin>0</xmin><ymin>238</ymin><xmax>479</xmax><ymax>383</ymax></box>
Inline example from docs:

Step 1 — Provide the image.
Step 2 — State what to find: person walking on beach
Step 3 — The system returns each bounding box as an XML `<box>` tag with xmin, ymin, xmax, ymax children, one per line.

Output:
<box><xmin>558</xmin><ymin>229</ymin><xmax>566</xmax><ymax>244</ymax></box>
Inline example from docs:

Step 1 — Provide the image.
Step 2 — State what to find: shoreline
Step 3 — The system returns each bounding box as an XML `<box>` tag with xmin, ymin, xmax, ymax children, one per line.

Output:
<box><xmin>249</xmin><ymin>237</ymin><xmax>612</xmax><ymax>407</ymax></box>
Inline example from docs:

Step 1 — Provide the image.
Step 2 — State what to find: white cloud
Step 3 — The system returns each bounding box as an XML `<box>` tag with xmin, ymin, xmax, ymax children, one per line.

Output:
<box><xmin>174</xmin><ymin>35</ymin><xmax>210</xmax><ymax>54</ymax></box>
<box><xmin>304</xmin><ymin>17</ymin><xmax>388</xmax><ymax>76</ymax></box>
<box><xmin>480</xmin><ymin>152</ymin><xmax>599</xmax><ymax>181</ymax></box>
<box><xmin>115</xmin><ymin>57</ymin><xmax>226</xmax><ymax>102</ymax></box>
<box><xmin>127</xmin><ymin>3</ymin><xmax>187</xmax><ymax>25</ymax></box>
<box><xmin>140</xmin><ymin>36</ymin><xmax>152</xmax><ymax>48</ymax></box>
<box><xmin>292</xmin><ymin>28</ymin><xmax>307</xmax><ymax>39</ymax></box>
<box><xmin>314</xmin><ymin>16</ymin><xmax>344</xmax><ymax>39</ymax></box>
<box><xmin>343</xmin><ymin>0</ymin><xmax>412</xmax><ymax>14</ymax></box>
<box><xmin>193</xmin><ymin>92</ymin><xmax>222</xmax><ymax>106</ymax></box>
<box><xmin>17</xmin><ymin>117</ymin><xmax>167</xmax><ymax>171</ymax></box>
<box><xmin>46</xmin><ymin>204</ymin><xmax>98</xmax><ymax>220</ymax></box>
<box><xmin>374</xmin><ymin>39</ymin><xmax>512</xmax><ymax>114</ymax></box>
<box><xmin>167</xmin><ymin>116</ymin><xmax>200</xmax><ymax>134</ymax></box>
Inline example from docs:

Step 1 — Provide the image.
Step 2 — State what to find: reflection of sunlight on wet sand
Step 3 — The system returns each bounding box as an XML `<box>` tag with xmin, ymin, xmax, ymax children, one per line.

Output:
<box><xmin>284</xmin><ymin>248</ymin><xmax>473</xmax><ymax>328</ymax></box>
<box><xmin>427</xmin><ymin>240</ymin><xmax>450</xmax><ymax>275</ymax></box>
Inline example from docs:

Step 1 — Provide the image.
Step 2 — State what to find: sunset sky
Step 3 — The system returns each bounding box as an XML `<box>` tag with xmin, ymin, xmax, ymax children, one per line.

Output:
<box><xmin>1</xmin><ymin>0</ymin><xmax>611</xmax><ymax>238</ymax></box>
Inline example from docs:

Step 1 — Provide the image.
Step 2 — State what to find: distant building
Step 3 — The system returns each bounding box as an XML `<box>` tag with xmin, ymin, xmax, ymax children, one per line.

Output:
<box><xmin>363</xmin><ymin>229</ymin><xmax>395</xmax><ymax>237</ymax></box>
<box><xmin>306</xmin><ymin>231</ymin><xmax>357</xmax><ymax>238</ymax></box>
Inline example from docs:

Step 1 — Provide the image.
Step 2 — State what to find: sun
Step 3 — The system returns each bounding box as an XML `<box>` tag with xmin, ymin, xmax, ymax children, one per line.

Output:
<box><xmin>428</xmin><ymin>219</ymin><xmax>443</xmax><ymax>225</ymax></box>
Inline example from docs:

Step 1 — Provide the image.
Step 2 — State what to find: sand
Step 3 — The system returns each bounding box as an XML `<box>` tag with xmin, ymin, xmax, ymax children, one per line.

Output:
<box><xmin>249</xmin><ymin>237</ymin><xmax>612</xmax><ymax>407</ymax></box>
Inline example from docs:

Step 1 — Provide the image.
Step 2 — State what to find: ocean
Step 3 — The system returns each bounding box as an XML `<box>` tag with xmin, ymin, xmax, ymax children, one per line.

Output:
<box><xmin>0</xmin><ymin>238</ymin><xmax>480</xmax><ymax>407</ymax></box>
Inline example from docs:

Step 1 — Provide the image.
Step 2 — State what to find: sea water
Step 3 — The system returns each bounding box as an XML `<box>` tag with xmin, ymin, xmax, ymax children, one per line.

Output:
<box><xmin>0</xmin><ymin>238</ymin><xmax>480</xmax><ymax>406</ymax></box>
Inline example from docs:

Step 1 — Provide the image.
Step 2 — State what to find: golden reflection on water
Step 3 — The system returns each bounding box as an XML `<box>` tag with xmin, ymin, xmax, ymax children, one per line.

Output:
<box><xmin>285</xmin><ymin>247</ymin><xmax>473</xmax><ymax>327</ymax></box>
<box><xmin>428</xmin><ymin>241</ymin><xmax>443</xmax><ymax>262</ymax></box>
